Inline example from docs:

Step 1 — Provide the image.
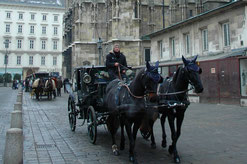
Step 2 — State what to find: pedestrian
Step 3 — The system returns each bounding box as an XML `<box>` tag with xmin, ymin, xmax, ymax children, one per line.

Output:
<box><xmin>56</xmin><ymin>77</ymin><xmax>63</xmax><ymax>96</ymax></box>
<box><xmin>63</xmin><ymin>78</ymin><xmax>69</xmax><ymax>93</ymax></box>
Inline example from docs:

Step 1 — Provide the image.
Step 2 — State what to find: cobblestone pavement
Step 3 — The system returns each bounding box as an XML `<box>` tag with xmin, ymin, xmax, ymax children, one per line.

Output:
<box><xmin>0</xmin><ymin>87</ymin><xmax>18</xmax><ymax>164</ymax></box>
<box><xmin>19</xmin><ymin>90</ymin><xmax>247</xmax><ymax>164</ymax></box>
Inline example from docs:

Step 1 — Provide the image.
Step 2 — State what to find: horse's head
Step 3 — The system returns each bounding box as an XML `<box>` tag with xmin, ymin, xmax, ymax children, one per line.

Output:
<box><xmin>141</xmin><ymin>61</ymin><xmax>163</xmax><ymax>102</ymax></box>
<box><xmin>182</xmin><ymin>55</ymin><xmax>203</xmax><ymax>93</ymax></box>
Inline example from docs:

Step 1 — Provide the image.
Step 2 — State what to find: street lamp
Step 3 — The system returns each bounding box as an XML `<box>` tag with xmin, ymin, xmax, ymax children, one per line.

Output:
<box><xmin>97</xmin><ymin>37</ymin><xmax>102</xmax><ymax>65</ymax></box>
<box><xmin>3</xmin><ymin>40</ymin><xmax>11</xmax><ymax>87</ymax></box>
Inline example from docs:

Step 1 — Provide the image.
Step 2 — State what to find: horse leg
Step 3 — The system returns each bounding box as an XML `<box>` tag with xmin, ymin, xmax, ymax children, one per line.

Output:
<box><xmin>167</xmin><ymin>113</ymin><xmax>180</xmax><ymax>163</ymax></box>
<box><xmin>160</xmin><ymin>114</ymin><xmax>167</xmax><ymax>148</ymax></box>
<box><xmin>172</xmin><ymin>110</ymin><xmax>185</xmax><ymax>163</ymax></box>
<box><xmin>149</xmin><ymin>120</ymin><xmax>156</xmax><ymax>149</ymax></box>
<box><xmin>107</xmin><ymin>115</ymin><xmax>120</xmax><ymax>156</ymax></box>
<box><xmin>125</xmin><ymin>121</ymin><xmax>136</xmax><ymax>163</ymax></box>
<box><xmin>120</xmin><ymin>116</ymin><xmax>125</xmax><ymax>150</ymax></box>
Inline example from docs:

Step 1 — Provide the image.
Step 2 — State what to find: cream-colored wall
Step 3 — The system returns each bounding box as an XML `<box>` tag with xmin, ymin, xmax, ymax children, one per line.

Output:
<box><xmin>150</xmin><ymin>5</ymin><xmax>246</xmax><ymax>63</ymax></box>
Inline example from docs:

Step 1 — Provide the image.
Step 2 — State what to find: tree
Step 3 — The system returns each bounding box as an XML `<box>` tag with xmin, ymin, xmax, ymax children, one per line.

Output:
<box><xmin>13</xmin><ymin>74</ymin><xmax>21</xmax><ymax>81</ymax></box>
<box><xmin>3</xmin><ymin>73</ymin><xmax>12</xmax><ymax>83</ymax></box>
<box><xmin>0</xmin><ymin>75</ymin><xmax>3</xmax><ymax>83</ymax></box>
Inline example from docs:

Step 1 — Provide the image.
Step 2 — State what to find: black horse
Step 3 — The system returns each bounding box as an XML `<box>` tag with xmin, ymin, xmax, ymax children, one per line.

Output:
<box><xmin>104</xmin><ymin>61</ymin><xmax>163</xmax><ymax>163</ymax></box>
<box><xmin>144</xmin><ymin>55</ymin><xmax>203</xmax><ymax>163</ymax></box>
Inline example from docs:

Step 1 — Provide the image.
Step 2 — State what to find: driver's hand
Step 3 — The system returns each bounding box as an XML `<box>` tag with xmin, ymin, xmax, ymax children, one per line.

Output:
<box><xmin>114</xmin><ymin>62</ymin><xmax>119</xmax><ymax>66</ymax></box>
<box><xmin>122</xmin><ymin>70</ymin><xmax>126</xmax><ymax>74</ymax></box>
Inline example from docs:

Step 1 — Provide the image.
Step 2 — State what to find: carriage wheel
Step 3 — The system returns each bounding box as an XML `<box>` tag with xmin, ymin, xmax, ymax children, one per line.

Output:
<box><xmin>68</xmin><ymin>98</ymin><xmax>76</xmax><ymax>131</ymax></box>
<box><xmin>140</xmin><ymin>130</ymin><xmax>151</xmax><ymax>140</ymax></box>
<box><xmin>79</xmin><ymin>107</ymin><xmax>86</xmax><ymax>126</ymax></box>
<box><xmin>87</xmin><ymin>106</ymin><xmax>97</xmax><ymax>144</ymax></box>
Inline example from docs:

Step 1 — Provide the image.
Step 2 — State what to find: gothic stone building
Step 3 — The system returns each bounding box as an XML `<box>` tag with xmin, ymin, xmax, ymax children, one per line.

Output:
<box><xmin>62</xmin><ymin>0</ymin><xmax>230</xmax><ymax>78</ymax></box>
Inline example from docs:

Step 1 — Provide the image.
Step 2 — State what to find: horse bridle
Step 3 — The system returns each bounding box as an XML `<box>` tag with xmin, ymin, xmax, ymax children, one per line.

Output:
<box><xmin>157</xmin><ymin>67</ymin><xmax>195</xmax><ymax>96</ymax></box>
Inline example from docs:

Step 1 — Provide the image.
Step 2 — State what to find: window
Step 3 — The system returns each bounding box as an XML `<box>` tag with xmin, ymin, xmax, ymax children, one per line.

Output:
<box><xmin>53</xmin><ymin>56</ymin><xmax>57</xmax><ymax>66</ymax></box>
<box><xmin>41</xmin><ymin>40</ymin><xmax>46</xmax><ymax>49</ymax></box>
<box><xmin>30</xmin><ymin>26</ymin><xmax>34</xmax><ymax>34</ymax></box>
<box><xmin>17</xmin><ymin>40</ymin><xmax>22</xmax><ymax>49</ymax></box>
<box><xmin>29</xmin><ymin>56</ymin><xmax>33</xmax><ymax>65</ymax></box>
<box><xmin>184</xmin><ymin>33</ymin><xmax>190</xmax><ymax>54</ymax></box>
<box><xmin>17</xmin><ymin>56</ymin><xmax>21</xmax><ymax>65</ymax></box>
<box><xmin>41</xmin><ymin>56</ymin><xmax>45</xmax><ymax>65</ymax></box>
<box><xmin>4</xmin><ymin>39</ymin><xmax>10</xmax><ymax>48</ymax></box>
<box><xmin>6</xmin><ymin>24</ymin><xmax>10</xmax><ymax>33</ymax></box>
<box><xmin>6</xmin><ymin>12</ymin><xmax>11</xmax><ymax>19</ymax></box>
<box><xmin>42</xmin><ymin>26</ymin><xmax>46</xmax><ymax>34</ymax></box>
<box><xmin>53</xmin><ymin>40</ymin><xmax>58</xmax><ymax>50</ymax></box>
<box><xmin>4</xmin><ymin>55</ymin><xmax>8</xmax><ymax>65</ymax></box>
<box><xmin>42</xmin><ymin>15</ymin><xmax>46</xmax><ymax>21</ymax></box>
<box><xmin>18</xmin><ymin>25</ymin><xmax>22</xmax><ymax>33</ymax></box>
<box><xmin>54</xmin><ymin>15</ymin><xmax>58</xmax><ymax>22</ymax></box>
<box><xmin>223</xmin><ymin>23</ymin><xmax>230</xmax><ymax>46</ymax></box>
<box><xmin>158</xmin><ymin>40</ymin><xmax>163</xmax><ymax>58</ymax></box>
<box><xmin>170</xmin><ymin>37</ymin><xmax>175</xmax><ymax>57</ymax></box>
<box><xmin>189</xmin><ymin>10</ymin><xmax>193</xmax><ymax>18</ymax></box>
<box><xmin>30</xmin><ymin>40</ymin><xmax>34</xmax><ymax>49</ymax></box>
<box><xmin>134</xmin><ymin>1</ymin><xmax>138</xmax><ymax>18</ymax></box>
<box><xmin>31</xmin><ymin>14</ymin><xmax>35</xmax><ymax>20</ymax></box>
<box><xmin>54</xmin><ymin>27</ymin><xmax>58</xmax><ymax>35</ymax></box>
<box><xmin>144</xmin><ymin>48</ymin><xmax>150</xmax><ymax>62</ymax></box>
<box><xmin>19</xmin><ymin>13</ymin><xmax>23</xmax><ymax>20</ymax></box>
<box><xmin>202</xmin><ymin>29</ymin><xmax>208</xmax><ymax>51</ymax></box>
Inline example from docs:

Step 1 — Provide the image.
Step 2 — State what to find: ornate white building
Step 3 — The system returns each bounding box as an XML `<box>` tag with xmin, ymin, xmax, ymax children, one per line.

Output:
<box><xmin>0</xmin><ymin>0</ymin><xmax>65</xmax><ymax>80</ymax></box>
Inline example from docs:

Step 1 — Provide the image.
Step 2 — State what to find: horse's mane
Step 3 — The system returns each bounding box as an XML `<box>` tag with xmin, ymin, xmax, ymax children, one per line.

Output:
<box><xmin>134</xmin><ymin>68</ymin><xmax>145</xmax><ymax>81</ymax></box>
<box><xmin>172</xmin><ymin>67</ymin><xmax>181</xmax><ymax>85</ymax></box>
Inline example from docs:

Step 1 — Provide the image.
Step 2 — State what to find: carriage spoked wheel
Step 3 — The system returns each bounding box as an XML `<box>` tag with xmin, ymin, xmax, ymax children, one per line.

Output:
<box><xmin>87</xmin><ymin>106</ymin><xmax>97</xmax><ymax>144</ymax></box>
<box><xmin>140</xmin><ymin>129</ymin><xmax>151</xmax><ymax>140</ymax></box>
<box><xmin>68</xmin><ymin>98</ymin><xmax>76</xmax><ymax>131</ymax></box>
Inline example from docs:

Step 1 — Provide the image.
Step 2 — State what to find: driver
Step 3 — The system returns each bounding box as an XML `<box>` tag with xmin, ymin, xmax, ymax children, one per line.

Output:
<box><xmin>106</xmin><ymin>44</ymin><xmax>127</xmax><ymax>80</ymax></box>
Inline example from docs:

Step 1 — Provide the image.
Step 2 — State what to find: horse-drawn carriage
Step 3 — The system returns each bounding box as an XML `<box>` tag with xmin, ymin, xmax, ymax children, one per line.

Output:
<box><xmin>68</xmin><ymin>66</ymin><xmax>120</xmax><ymax>143</ymax></box>
<box><xmin>31</xmin><ymin>72</ymin><xmax>56</xmax><ymax>100</ymax></box>
<box><xmin>67</xmin><ymin>56</ymin><xmax>204</xmax><ymax>163</ymax></box>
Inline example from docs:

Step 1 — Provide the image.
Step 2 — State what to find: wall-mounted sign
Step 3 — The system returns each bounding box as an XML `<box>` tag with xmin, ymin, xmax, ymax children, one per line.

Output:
<box><xmin>211</xmin><ymin>68</ymin><xmax>216</xmax><ymax>74</ymax></box>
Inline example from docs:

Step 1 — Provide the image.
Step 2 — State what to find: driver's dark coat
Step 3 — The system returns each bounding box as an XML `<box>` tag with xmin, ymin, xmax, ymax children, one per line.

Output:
<box><xmin>106</xmin><ymin>52</ymin><xmax>127</xmax><ymax>77</ymax></box>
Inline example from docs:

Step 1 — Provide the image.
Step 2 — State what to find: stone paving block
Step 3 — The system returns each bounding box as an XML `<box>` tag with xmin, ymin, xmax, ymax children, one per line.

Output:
<box><xmin>19</xmin><ymin>90</ymin><xmax>247</xmax><ymax>164</ymax></box>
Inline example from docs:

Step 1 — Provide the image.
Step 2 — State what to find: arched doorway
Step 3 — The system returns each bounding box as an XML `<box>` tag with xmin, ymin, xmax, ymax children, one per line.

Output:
<box><xmin>83</xmin><ymin>61</ymin><xmax>91</xmax><ymax>66</ymax></box>
<box><xmin>26</xmin><ymin>69</ymin><xmax>33</xmax><ymax>76</ymax></box>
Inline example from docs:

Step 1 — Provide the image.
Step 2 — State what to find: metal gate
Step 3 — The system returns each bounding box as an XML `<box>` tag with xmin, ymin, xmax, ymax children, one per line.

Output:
<box><xmin>200</xmin><ymin>58</ymin><xmax>240</xmax><ymax>105</ymax></box>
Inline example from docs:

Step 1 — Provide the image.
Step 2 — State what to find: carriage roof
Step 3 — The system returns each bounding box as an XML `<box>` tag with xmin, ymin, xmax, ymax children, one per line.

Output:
<box><xmin>74</xmin><ymin>66</ymin><xmax>107</xmax><ymax>72</ymax></box>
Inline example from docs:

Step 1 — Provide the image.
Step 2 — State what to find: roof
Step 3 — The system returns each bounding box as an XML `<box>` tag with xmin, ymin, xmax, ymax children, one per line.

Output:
<box><xmin>0</xmin><ymin>0</ymin><xmax>65</xmax><ymax>8</ymax></box>
<box><xmin>145</xmin><ymin>0</ymin><xmax>246</xmax><ymax>38</ymax></box>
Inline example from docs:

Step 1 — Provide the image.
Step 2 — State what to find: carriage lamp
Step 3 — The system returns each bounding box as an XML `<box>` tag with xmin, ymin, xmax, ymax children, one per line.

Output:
<box><xmin>83</xmin><ymin>73</ymin><xmax>91</xmax><ymax>84</ymax></box>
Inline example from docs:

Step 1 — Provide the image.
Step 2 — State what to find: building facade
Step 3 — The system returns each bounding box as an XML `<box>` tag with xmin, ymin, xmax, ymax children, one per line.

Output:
<box><xmin>0</xmin><ymin>0</ymin><xmax>65</xmax><ymax>80</ymax></box>
<box><xmin>148</xmin><ymin>0</ymin><xmax>247</xmax><ymax>105</ymax></box>
<box><xmin>62</xmin><ymin>0</ymin><xmax>230</xmax><ymax>79</ymax></box>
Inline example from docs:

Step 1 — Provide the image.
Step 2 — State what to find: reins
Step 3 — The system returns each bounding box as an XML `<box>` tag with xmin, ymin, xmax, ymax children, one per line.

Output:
<box><xmin>120</xmin><ymin>83</ymin><xmax>144</xmax><ymax>99</ymax></box>
<box><xmin>157</xmin><ymin>87</ymin><xmax>194</xmax><ymax>96</ymax></box>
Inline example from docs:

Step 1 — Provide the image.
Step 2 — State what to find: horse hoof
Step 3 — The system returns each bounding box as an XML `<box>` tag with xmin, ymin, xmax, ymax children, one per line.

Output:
<box><xmin>174</xmin><ymin>157</ymin><xmax>180</xmax><ymax>163</ymax></box>
<box><xmin>129</xmin><ymin>156</ymin><xmax>138</xmax><ymax>164</ymax></box>
<box><xmin>113</xmin><ymin>150</ymin><xmax>119</xmax><ymax>156</ymax></box>
<box><xmin>168</xmin><ymin>145</ymin><xmax>173</xmax><ymax>155</ymax></box>
<box><xmin>151</xmin><ymin>143</ymin><xmax>156</xmax><ymax>149</ymax></box>
<box><xmin>161</xmin><ymin>140</ymin><xmax>167</xmax><ymax>148</ymax></box>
